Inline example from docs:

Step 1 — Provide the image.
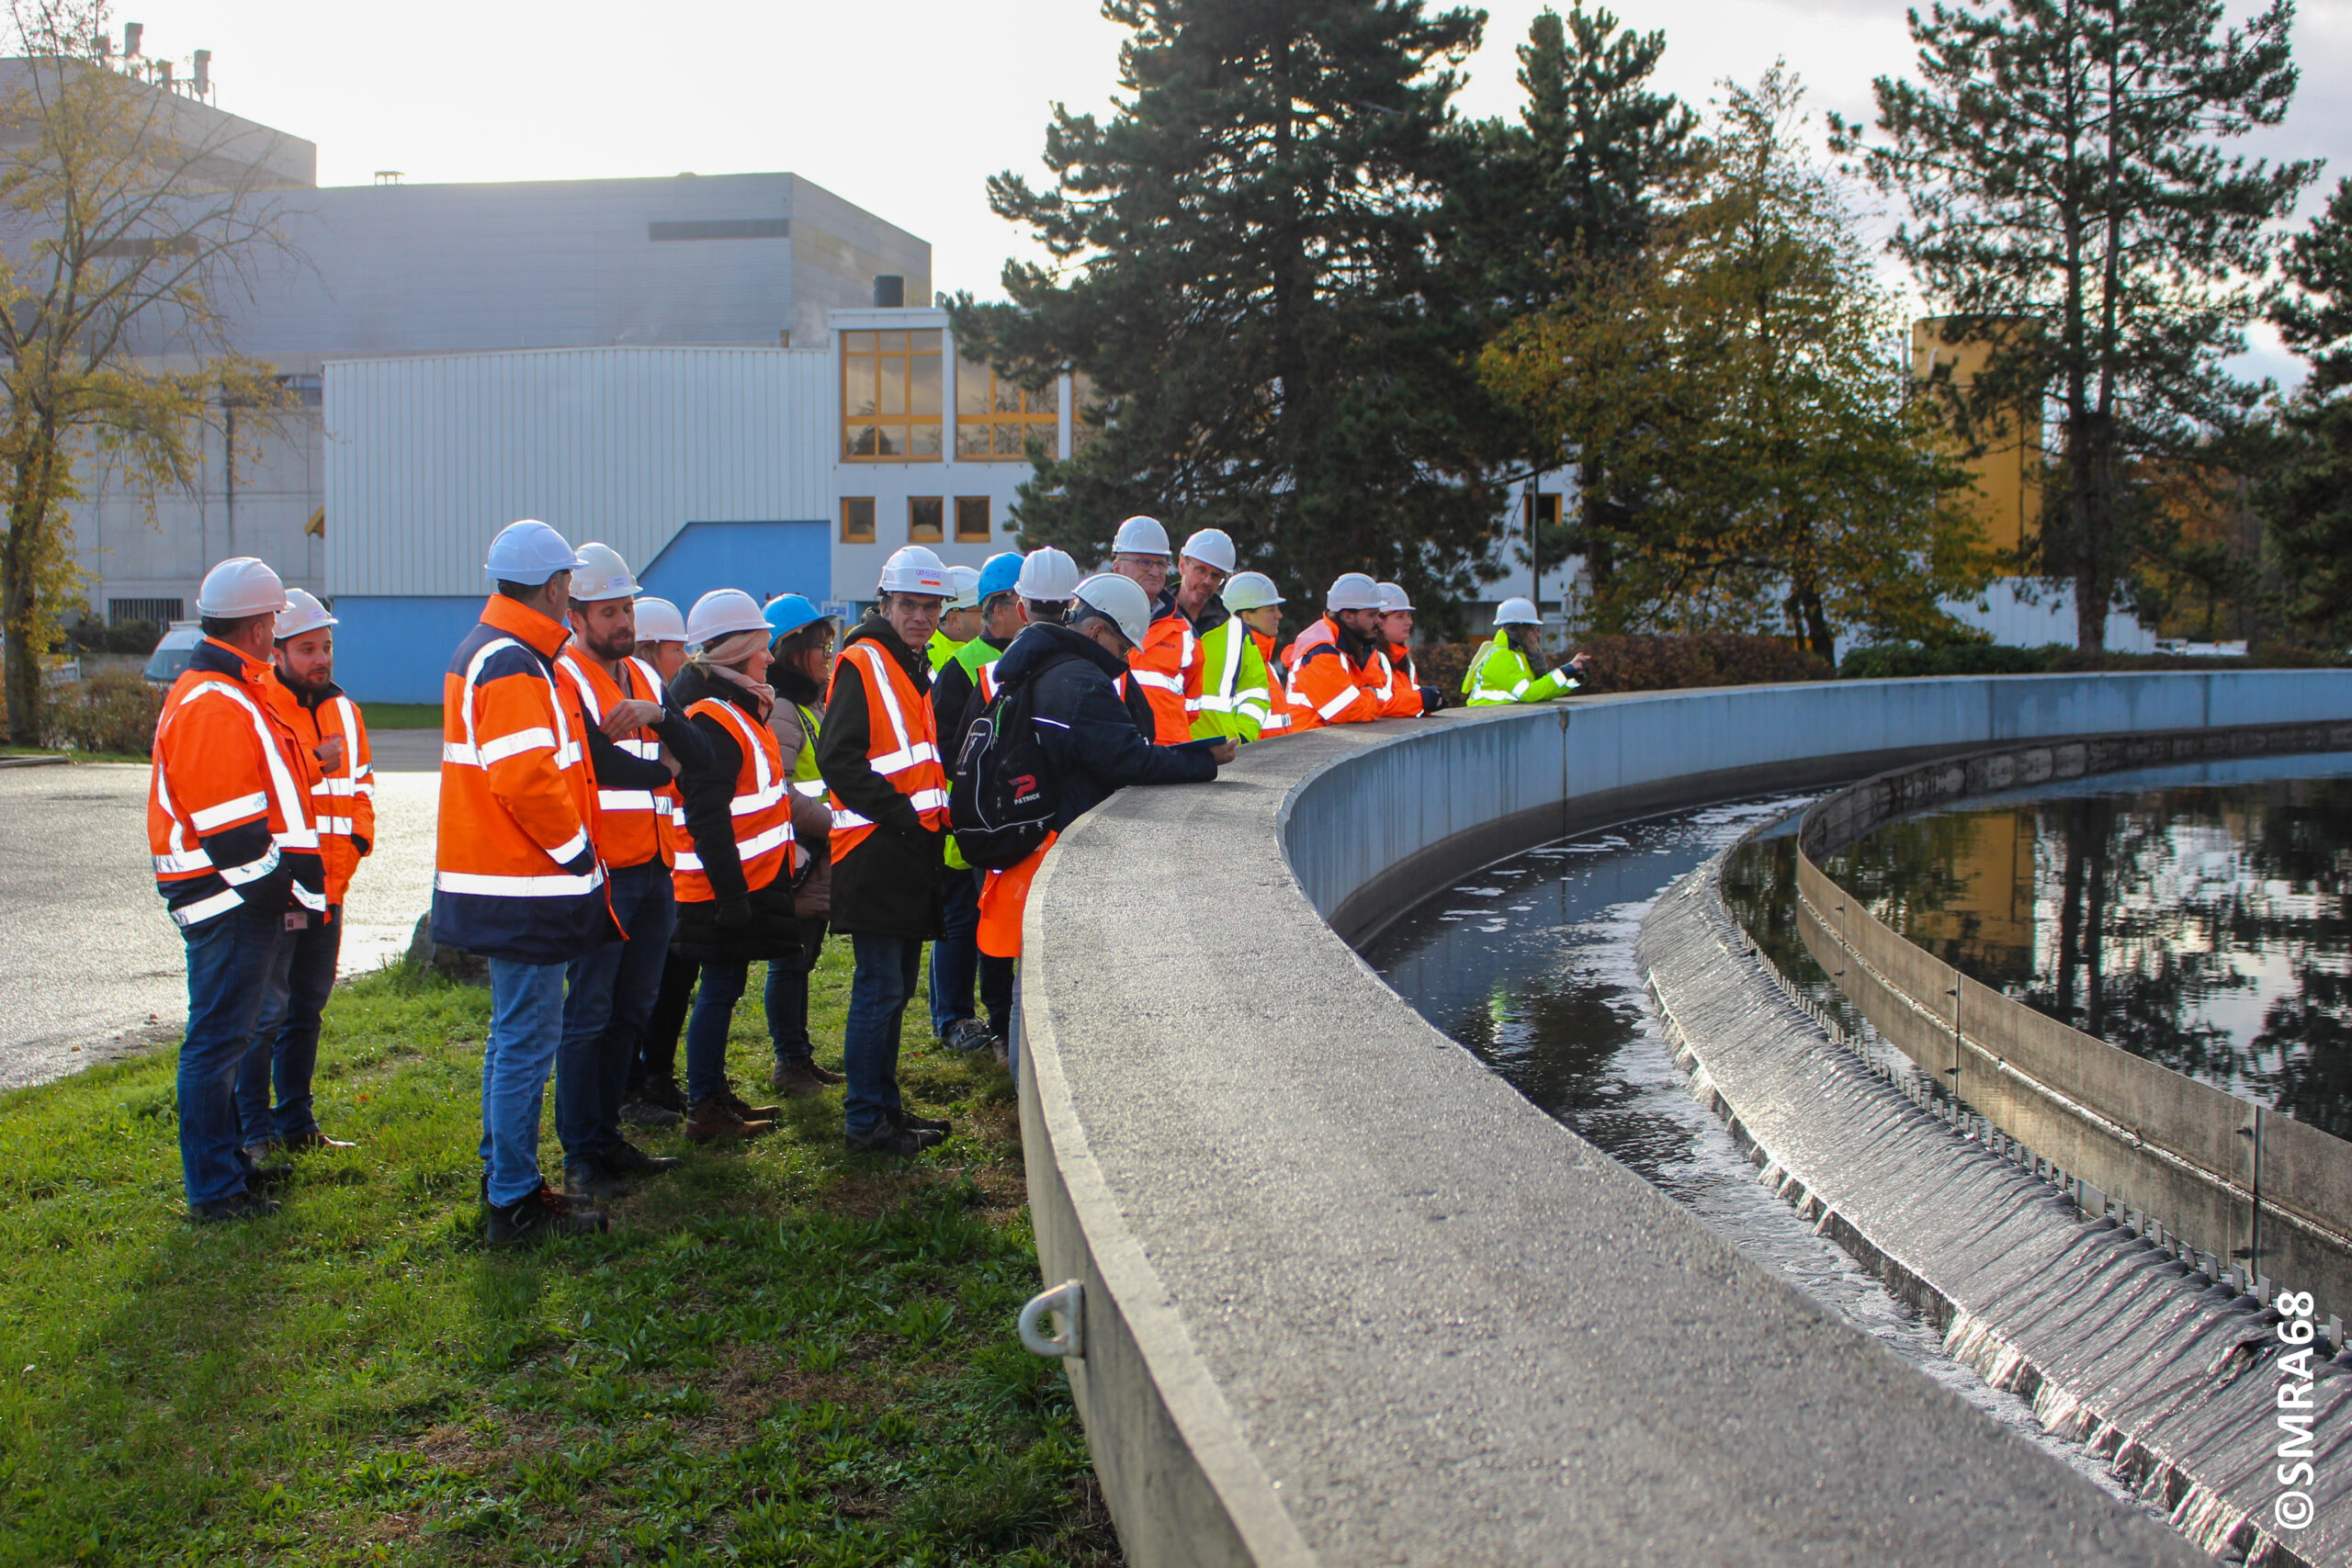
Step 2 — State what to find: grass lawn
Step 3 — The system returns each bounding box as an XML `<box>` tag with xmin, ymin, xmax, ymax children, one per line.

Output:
<box><xmin>360</xmin><ymin>704</ymin><xmax>447</xmax><ymax>731</ymax></box>
<box><xmin>0</xmin><ymin>942</ymin><xmax>1114</xmax><ymax>1566</ymax></box>
<box><xmin>0</xmin><ymin>744</ymin><xmax>148</xmax><ymax>764</ymax></box>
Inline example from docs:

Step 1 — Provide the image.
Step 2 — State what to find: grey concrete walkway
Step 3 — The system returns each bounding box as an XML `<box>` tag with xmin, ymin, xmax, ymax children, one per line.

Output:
<box><xmin>0</xmin><ymin>747</ymin><xmax>440</xmax><ymax>1092</ymax></box>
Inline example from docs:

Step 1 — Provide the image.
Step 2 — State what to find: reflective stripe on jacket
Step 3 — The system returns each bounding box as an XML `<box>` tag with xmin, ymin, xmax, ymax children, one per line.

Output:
<box><xmin>263</xmin><ymin>670</ymin><xmax>374</xmax><ymax>907</ymax></box>
<box><xmin>149</xmin><ymin>637</ymin><xmax>328</xmax><ymax>929</ymax></box>
<box><xmin>1192</xmin><ymin>615</ymin><xmax>1270</xmax><ymax>741</ymax></box>
<box><xmin>1380</xmin><ymin>641</ymin><xmax>1426</xmax><ymax>718</ymax></box>
<box><xmin>1250</xmin><ymin>630</ymin><xmax>1295</xmax><ymax>735</ymax></box>
<box><xmin>673</xmin><ymin>697</ymin><xmax>797</xmax><ymax>900</ymax></box>
<box><xmin>1130</xmin><ymin>603</ymin><xmax>1200</xmax><ymax>744</ymax></box>
<box><xmin>1284</xmin><ymin>615</ymin><xmax>1389</xmax><ymax>730</ymax></box>
<box><xmin>559</xmin><ymin>649</ymin><xmax>675</xmax><ymax>869</ymax></box>
<box><xmin>431</xmin><ymin>593</ymin><xmax>615</xmax><ymax>964</ymax></box>
<box><xmin>824</xmin><ymin>639</ymin><xmax>948</xmax><ymax>858</ymax></box>
<box><xmin>1463</xmin><ymin>636</ymin><xmax>1577</xmax><ymax>705</ymax></box>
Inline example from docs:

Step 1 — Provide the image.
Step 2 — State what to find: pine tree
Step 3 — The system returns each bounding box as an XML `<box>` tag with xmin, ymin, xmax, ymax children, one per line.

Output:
<box><xmin>1451</xmin><ymin>6</ymin><xmax>1697</xmax><ymax>610</ymax></box>
<box><xmin>1833</xmin><ymin>0</ymin><xmax>2314</xmax><ymax>649</ymax></box>
<box><xmin>953</xmin><ymin>0</ymin><xmax>1491</xmax><ymax>617</ymax></box>
<box><xmin>2260</xmin><ymin>177</ymin><xmax>2352</xmax><ymax>645</ymax></box>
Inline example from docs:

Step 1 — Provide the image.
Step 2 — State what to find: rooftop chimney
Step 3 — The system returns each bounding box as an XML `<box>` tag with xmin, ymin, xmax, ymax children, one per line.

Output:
<box><xmin>123</xmin><ymin>21</ymin><xmax>141</xmax><ymax>57</ymax></box>
<box><xmin>872</xmin><ymin>275</ymin><xmax>905</xmax><ymax>309</ymax></box>
<box><xmin>192</xmin><ymin>50</ymin><xmax>209</xmax><ymax>96</ymax></box>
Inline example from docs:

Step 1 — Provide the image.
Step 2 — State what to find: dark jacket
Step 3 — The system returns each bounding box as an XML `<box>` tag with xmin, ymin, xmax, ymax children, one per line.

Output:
<box><xmin>769</xmin><ymin>662</ymin><xmax>831</xmax><ymax>920</ymax></box>
<box><xmin>991</xmin><ymin>622</ymin><xmax>1222</xmax><ymax>830</ymax></box>
<box><xmin>664</xmin><ymin>664</ymin><xmax>802</xmax><ymax>965</ymax></box>
<box><xmin>818</xmin><ymin>617</ymin><xmax>946</xmax><ymax>939</ymax></box>
<box><xmin>933</xmin><ymin>632</ymin><xmax>1011</xmax><ymax>773</ymax></box>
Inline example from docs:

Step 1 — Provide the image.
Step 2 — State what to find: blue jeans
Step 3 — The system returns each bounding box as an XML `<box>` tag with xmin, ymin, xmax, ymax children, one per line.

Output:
<box><xmin>481</xmin><ymin>958</ymin><xmax>568</xmax><ymax>1207</ymax></box>
<box><xmin>843</xmin><ymin>933</ymin><xmax>922</xmax><ymax>1135</ymax></box>
<box><xmin>236</xmin><ymin>905</ymin><xmax>341</xmax><ymax>1145</ymax></box>
<box><xmin>763</xmin><ymin>917</ymin><xmax>828</xmax><ymax>1066</ymax></box>
<box><xmin>929</xmin><ymin>874</ymin><xmax>982</xmax><ymax>1036</ymax></box>
<box><xmin>556</xmin><ymin>863</ymin><xmax>674</xmax><ymax>1163</ymax></box>
<box><xmin>684</xmin><ymin>961</ymin><xmax>751</xmax><ymax>1104</ymax></box>
<box><xmin>176</xmin><ymin>902</ymin><xmax>292</xmax><ymax>1206</ymax></box>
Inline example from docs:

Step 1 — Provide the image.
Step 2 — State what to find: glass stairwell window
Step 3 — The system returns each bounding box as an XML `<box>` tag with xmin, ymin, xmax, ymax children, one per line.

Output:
<box><xmin>842</xmin><ymin>330</ymin><xmax>943</xmax><ymax>460</ymax></box>
<box><xmin>956</xmin><ymin>361</ymin><xmax>1060</xmax><ymax>459</ymax></box>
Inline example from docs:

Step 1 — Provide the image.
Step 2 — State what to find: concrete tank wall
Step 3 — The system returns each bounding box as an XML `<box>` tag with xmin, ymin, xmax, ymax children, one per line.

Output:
<box><xmin>1014</xmin><ymin>671</ymin><xmax>2352</xmax><ymax>1565</ymax></box>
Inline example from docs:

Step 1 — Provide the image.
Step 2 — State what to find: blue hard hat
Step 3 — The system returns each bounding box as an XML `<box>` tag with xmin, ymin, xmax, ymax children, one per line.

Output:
<box><xmin>977</xmin><ymin>551</ymin><xmax>1023</xmax><ymax>600</ymax></box>
<box><xmin>763</xmin><ymin>592</ymin><xmax>830</xmax><ymax>642</ymax></box>
<box><xmin>484</xmin><ymin>519</ymin><xmax>584</xmax><ymax>585</ymax></box>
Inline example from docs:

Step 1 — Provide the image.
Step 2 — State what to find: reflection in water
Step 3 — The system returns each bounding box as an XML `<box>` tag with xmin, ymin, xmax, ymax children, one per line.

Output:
<box><xmin>1365</xmin><ymin>798</ymin><xmax>2136</xmax><ymax>1498</ymax></box>
<box><xmin>1823</xmin><ymin>753</ymin><xmax>2352</xmax><ymax>1136</ymax></box>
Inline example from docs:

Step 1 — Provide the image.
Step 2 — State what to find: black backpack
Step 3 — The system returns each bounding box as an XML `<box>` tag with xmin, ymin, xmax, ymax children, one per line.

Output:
<box><xmin>948</xmin><ymin>666</ymin><xmax>1059</xmax><ymax>869</ymax></box>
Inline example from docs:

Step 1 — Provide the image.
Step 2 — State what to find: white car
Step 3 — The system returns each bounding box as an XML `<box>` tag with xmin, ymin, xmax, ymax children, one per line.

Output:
<box><xmin>142</xmin><ymin>621</ymin><xmax>204</xmax><ymax>686</ymax></box>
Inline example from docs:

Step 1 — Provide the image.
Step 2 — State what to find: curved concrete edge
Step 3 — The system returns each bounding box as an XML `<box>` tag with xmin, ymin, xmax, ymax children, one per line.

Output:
<box><xmin>1016</xmin><ymin>876</ymin><xmax>1317</xmax><ymax>1568</ymax></box>
<box><xmin>1638</xmin><ymin>854</ymin><xmax>2352</xmax><ymax>1568</ymax></box>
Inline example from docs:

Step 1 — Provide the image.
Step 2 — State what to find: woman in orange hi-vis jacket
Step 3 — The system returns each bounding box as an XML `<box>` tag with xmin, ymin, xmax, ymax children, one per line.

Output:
<box><xmin>434</xmin><ymin>520</ymin><xmax>616</xmax><ymax>1247</ymax></box>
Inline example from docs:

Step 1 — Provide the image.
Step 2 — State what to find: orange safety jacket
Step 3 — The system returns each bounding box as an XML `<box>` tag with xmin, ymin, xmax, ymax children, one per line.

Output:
<box><xmin>1129</xmin><ymin>600</ymin><xmax>1201</xmax><ymax>745</ymax></box>
<box><xmin>558</xmin><ymin>648</ymin><xmax>676</xmax><ymax>870</ymax></box>
<box><xmin>1250</xmin><ymin>629</ymin><xmax>1297</xmax><ymax>737</ymax></box>
<box><xmin>1380</xmin><ymin>641</ymin><xmax>1426</xmax><ymax>718</ymax></box>
<box><xmin>977</xmin><ymin>829</ymin><xmax>1057</xmax><ymax>959</ymax></box>
<box><xmin>673</xmin><ymin>697</ymin><xmax>798</xmax><ymax>900</ymax></box>
<box><xmin>825</xmin><ymin>638</ymin><xmax>949</xmax><ymax>859</ymax></box>
<box><xmin>149</xmin><ymin>637</ymin><xmax>329</xmax><ymax>929</ymax></box>
<box><xmin>1284</xmin><ymin>615</ymin><xmax>1391</xmax><ymax>731</ymax></box>
<box><xmin>431</xmin><ymin>593</ymin><xmax>616</xmax><ymax>964</ymax></box>
<box><xmin>263</xmin><ymin>668</ymin><xmax>375</xmax><ymax>907</ymax></box>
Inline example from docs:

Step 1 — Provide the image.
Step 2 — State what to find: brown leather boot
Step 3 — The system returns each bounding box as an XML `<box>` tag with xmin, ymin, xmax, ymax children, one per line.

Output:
<box><xmin>771</xmin><ymin>1060</ymin><xmax>832</xmax><ymax>1098</ymax></box>
<box><xmin>718</xmin><ymin>1083</ymin><xmax>782</xmax><ymax>1121</ymax></box>
<box><xmin>684</xmin><ymin>1096</ymin><xmax>774</xmax><ymax>1142</ymax></box>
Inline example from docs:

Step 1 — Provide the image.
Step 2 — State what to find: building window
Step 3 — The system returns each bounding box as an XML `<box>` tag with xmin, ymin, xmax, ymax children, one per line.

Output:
<box><xmin>842</xmin><ymin>330</ymin><xmax>943</xmax><ymax>461</ymax></box>
<box><xmin>1525</xmin><ymin>491</ymin><xmax>1561</xmax><ymax>534</ymax></box>
<box><xmin>956</xmin><ymin>360</ymin><xmax>1059</xmax><ymax>459</ymax></box>
<box><xmin>955</xmin><ymin>496</ymin><xmax>990</xmax><ymax>543</ymax></box>
<box><xmin>841</xmin><ymin>496</ymin><xmax>876</xmax><ymax>544</ymax></box>
<box><xmin>909</xmin><ymin>496</ymin><xmax>944</xmax><ymax>544</ymax></box>
<box><xmin>109</xmin><ymin>596</ymin><xmax>183</xmax><ymax>626</ymax></box>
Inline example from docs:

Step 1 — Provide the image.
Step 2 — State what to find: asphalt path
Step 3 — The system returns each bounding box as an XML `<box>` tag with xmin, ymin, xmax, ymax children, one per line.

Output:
<box><xmin>0</xmin><ymin>742</ymin><xmax>442</xmax><ymax>1091</ymax></box>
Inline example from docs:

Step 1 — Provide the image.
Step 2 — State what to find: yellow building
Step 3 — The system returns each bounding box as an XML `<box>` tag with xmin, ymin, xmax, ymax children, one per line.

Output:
<box><xmin>1911</xmin><ymin>318</ymin><xmax>2044</xmax><ymax>571</ymax></box>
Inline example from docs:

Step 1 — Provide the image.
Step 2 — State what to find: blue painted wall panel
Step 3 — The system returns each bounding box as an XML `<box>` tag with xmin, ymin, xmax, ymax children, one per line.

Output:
<box><xmin>332</xmin><ymin>596</ymin><xmax>492</xmax><ymax>705</ymax></box>
<box><xmin>638</xmin><ymin>521</ymin><xmax>828</xmax><ymax>613</ymax></box>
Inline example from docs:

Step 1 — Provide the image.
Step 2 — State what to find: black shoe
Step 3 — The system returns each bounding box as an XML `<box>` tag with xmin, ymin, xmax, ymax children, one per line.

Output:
<box><xmin>489</xmin><ymin>1183</ymin><xmax>608</xmax><ymax>1245</ymax></box>
<box><xmin>639</xmin><ymin>1077</ymin><xmax>690</xmax><ymax>1116</ymax></box>
<box><xmin>845</xmin><ymin>1123</ymin><xmax>936</xmax><ymax>1157</ymax></box>
<box><xmin>562</xmin><ymin>1161</ymin><xmax>631</xmax><ymax>1201</ymax></box>
<box><xmin>243</xmin><ymin>1162</ymin><xmax>295</xmax><ymax>1192</ymax></box>
<box><xmin>601</xmin><ymin>1142</ymin><xmax>680</xmax><ymax>1177</ymax></box>
<box><xmin>944</xmin><ymin>1018</ymin><xmax>993</xmax><ymax>1055</ymax></box>
<box><xmin>619</xmin><ymin>1097</ymin><xmax>682</xmax><ymax>1130</ymax></box>
<box><xmin>889</xmin><ymin>1106</ymin><xmax>953</xmax><ymax>1139</ymax></box>
<box><xmin>191</xmin><ymin>1191</ymin><xmax>282</xmax><ymax>1224</ymax></box>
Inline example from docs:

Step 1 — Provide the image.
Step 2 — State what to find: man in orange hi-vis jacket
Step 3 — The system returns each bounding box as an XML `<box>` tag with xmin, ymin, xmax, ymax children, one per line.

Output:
<box><xmin>434</xmin><ymin>519</ymin><xmax>620</xmax><ymax>1246</ymax></box>
<box><xmin>237</xmin><ymin>588</ymin><xmax>369</xmax><ymax>1165</ymax></box>
<box><xmin>150</xmin><ymin>557</ymin><xmax>326</xmax><ymax>1223</ymax></box>
<box><xmin>1283</xmin><ymin>573</ymin><xmax>1398</xmax><ymax>731</ymax></box>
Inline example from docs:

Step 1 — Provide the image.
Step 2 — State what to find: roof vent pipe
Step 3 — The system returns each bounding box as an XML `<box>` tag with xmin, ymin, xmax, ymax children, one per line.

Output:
<box><xmin>123</xmin><ymin>21</ymin><xmax>141</xmax><ymax>56</ymax></box>
<box><xmin>193</xmin><ymin>50</ymin><xmax>209</xmax><ymax>95</ymax></box>
<box><xmin>872</xmin><ymin>275</ymin><xmax>904</xmax><ymax>309</ymax></box>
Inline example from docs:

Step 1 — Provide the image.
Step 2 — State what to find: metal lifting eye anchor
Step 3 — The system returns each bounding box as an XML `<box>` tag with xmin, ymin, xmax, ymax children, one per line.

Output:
<box><xmin>1018</xmin><ymin>1280</ymin><xmax>1085</xmax><ymax>1359</ymax></box>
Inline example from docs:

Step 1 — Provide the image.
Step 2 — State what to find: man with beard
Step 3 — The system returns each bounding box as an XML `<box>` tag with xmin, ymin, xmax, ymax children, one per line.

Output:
<box><xmin>1283</xmin><ymin>573</ymin><xmax>1403</xmax><ymax>730</ymax></box>
<box><xmin>551</xmin><ymin>543</ymin><xmax>707</xmax><ymax>1200</ymax></box>
<box><xmin>236</xmin><ymin>588</ymin><xmax>368</xmax><ymax>1164</ymax></box>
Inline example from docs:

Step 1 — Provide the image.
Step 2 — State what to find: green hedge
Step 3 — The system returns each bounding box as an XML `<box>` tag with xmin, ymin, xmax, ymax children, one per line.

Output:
<box><xmin>1419</xmin><ymin>632</ymin><xmax>1832</xmax><ymax>694</ymax></box>
<box><xmin>1839</xmin><ymin>640</ymin><xmax>2346</xmax><ymax>679</ymax></box>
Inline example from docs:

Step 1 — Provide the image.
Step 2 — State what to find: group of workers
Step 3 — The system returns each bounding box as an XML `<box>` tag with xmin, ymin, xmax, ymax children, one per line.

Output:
<box><xmin>145</xmin><ymin>515</ymin><xmax>1590</xmax><ymax>1233</ymax></box>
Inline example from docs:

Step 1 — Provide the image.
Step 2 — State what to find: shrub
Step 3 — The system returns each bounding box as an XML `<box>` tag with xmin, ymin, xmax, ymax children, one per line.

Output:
<box><xmin>1418</xmin><ymin>632</ymin><xmax>1831</xmax><ymax>695</ymax></box>
<box><xmin>1838</xmin><ymin>641</ymin><xmax>2053</xmax><ymax>679</ymax></box>
<box><xmin>62</xmin><ymin>615</ymin><xmax>164</xmax><ymax>656</ymax></box>
<box><xmin>40</xmin><ymin>671</ymin><xmax>163</xmax><ymax>755</ymax></box>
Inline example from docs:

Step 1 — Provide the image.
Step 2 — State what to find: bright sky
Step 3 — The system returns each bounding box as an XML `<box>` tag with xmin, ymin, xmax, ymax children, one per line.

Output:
<box><xmin>140</xmin><ymin>0</ymin><xmax>2346</xmax><ymax>381</ymax></box>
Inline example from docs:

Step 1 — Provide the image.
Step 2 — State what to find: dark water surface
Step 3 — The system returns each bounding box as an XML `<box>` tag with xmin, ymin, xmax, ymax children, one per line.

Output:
<box><xmin>1363</xmin><ymin>798</ymin><xmax>2135</xmax><ymax>1495</ymax></box>
<box><xmin>1806</xmin><ymin>751</ymin><xmax>2352</xmax><ymax>1136</ymax></box>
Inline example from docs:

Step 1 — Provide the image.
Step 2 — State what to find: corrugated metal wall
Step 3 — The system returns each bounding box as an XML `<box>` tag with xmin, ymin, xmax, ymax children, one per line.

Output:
<box><xmin>324</xmin><ymin>346</ymin><xmax>832</xmax><ymax>598</ymax></box>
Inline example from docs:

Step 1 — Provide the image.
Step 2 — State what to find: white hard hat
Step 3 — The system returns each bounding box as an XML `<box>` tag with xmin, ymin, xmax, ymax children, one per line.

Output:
<box><xmin>1326</xmin><ymin>572</ymin><xmax>1384</xmax><ymax>613</ymax></box>
<box><xmin>877</xmin><ymin>544</ymin><xmax>950</xmax><ymax>597</ymax></box>
<box><xmin>1376</xmin><ymin>581</ymin><xmax>1413</xmax><ymax>613</ymax></box>
<box><xmin>274</xmin><ymin>587</ymin><xmax>336</xmax><ymax>640</ymax></box>
<box><xmin>1180</xmin><ymin>528</ymin><xmax>1236</xmax><ymax>574</ymax></box>
<box><xmin>571</xmin><ymin>542</ymin><xmax>640</xmax><ymax>603</ymax></box>
<box><xmin>1223</xmin><ymin>571</ymin><xmax>1283</xmax><ymax>613</ymax></box>
<box><xmin>1072</xmin><ymin>572</ymin><xmax>1152</xmax><ymax>649</ymax></box>
<box><xmin>944</xmin><ymin>564</ymin><xmax>982</xmax><ymax>612</ymax></box>
<box><xmin>1016</xmin><ymin>546</ymin><xmax>1082</xmax><ymax>602</ymax></box>
<box><xmin>633</xmin><ymin>595</ymin><xmax>686</xmax><ymax>642</ymax></box>
<box><xmin>196</xmin><ymin>557</ymin><xmax>291</xmax><ymax>618</ymax></box>
<box><xmin>1495</xmin><ymin>597</ymin><xmax>1541</xmax><ymax>626</ymax></box>
<box><xmin>485</xmin><ymin>519</ymin><xmax>585</xmax><ymax>586</ymax></box>
<box><xmin>1112</xmin><ymin>514</ymin><xmax>1170</xmax><ymax>558</ymax></box>
<box><xmin>686</xmin><ymin>588</ymin><xmax>770</xmax><ymax>649</ymax></box>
